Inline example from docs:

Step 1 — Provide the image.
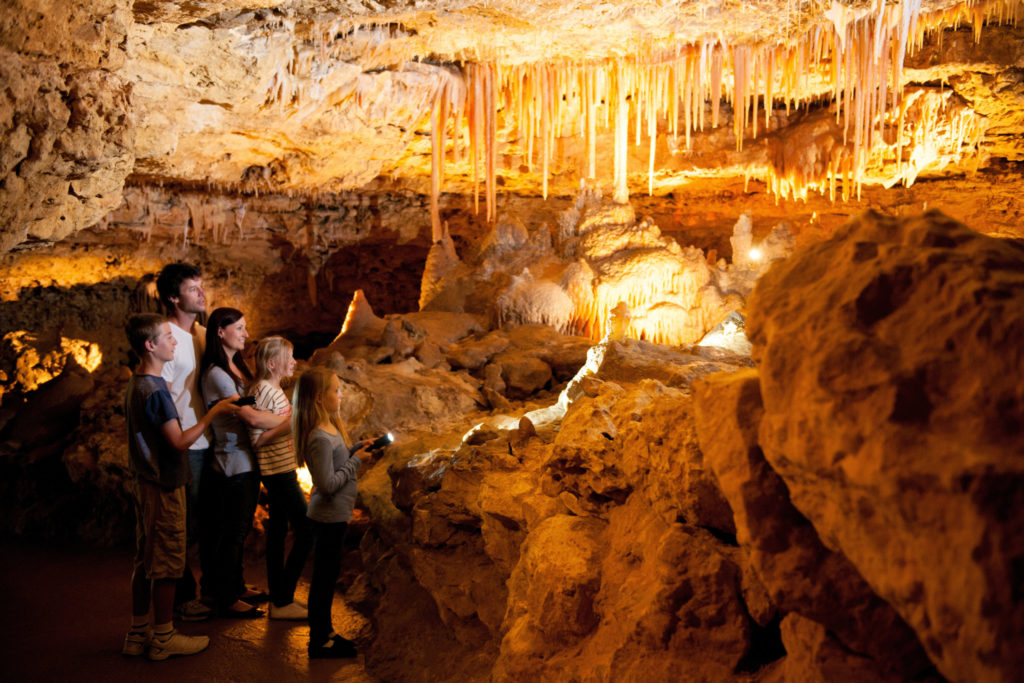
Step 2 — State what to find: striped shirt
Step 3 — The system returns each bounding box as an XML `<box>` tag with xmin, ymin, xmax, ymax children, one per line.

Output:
<box><xmin>248</xmin><ymin>380</ymin><xmax>296</xmax><ymax>476</ymax></box>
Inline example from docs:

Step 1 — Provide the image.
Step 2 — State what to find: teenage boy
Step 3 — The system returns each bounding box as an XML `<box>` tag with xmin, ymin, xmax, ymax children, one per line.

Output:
<box><xmin>122</xmin><ymin>314</ymin><xmax>239</xmax><ymax>660</ymax></box>
<box><xmin>156</xmin><ymin>263</ymin><xmax>212</xmax><ymax>620</ymax></box>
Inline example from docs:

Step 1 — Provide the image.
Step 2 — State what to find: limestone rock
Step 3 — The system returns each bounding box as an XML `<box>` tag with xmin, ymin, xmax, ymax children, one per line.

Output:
<box><xmin>482</xmin><ymin>387</ymin><xmax>511</xmax><ymax>412</ymax></box>
<box><xmin>445</xmin><ymin>331</ymin><xmax>511</xmax><ymax>371</ymax></box>
<box><xmin>591</xmin><ymin>506</ymin><xmax>751</xmax><ymax>681</ymax></box>
<box><xmin>594</xmin><ymin>338</ymin><xmax>754</xmax><ymax>390</ymax></box>
<box><xmin>330</xmin><ymin>358</ymin><xmax>485</xmax><ymax>438</ymax></box>
<box><xmin>0</xmin><ymin>48</ymin><xmax>133</xmax><ymax>251</ymax></box>
<box><xmin>3</xmin><ymin>359</ymin><xmax>94</xmax><ymax>449</ymax></box>
<box><xmin>381</xmin><ymin>319</ymin><xmax>415</xmax><ymax>358</ymax></box>
<box><xmin>780</xmin><ymin>613</ymin><xmax>895</xmax><ymax>683</ymax></box>
<box><xmin>495</xmin><ymin>500</ymin><xmax>753</xmax><ymax>681</ymax></box>
<box><xmin>693</xmin><ymin>368</ymin><xmax>934</xmax><ymax>679</ymax></box>
<box><xmin>549</xmin><ymin>376</ymin><xmax>734</xmax><ymax>533</ymax></box>
<box><xmin>482</xmin><ymin>362</ymin><xmax>506</xmax><ymax>394</ymax></box>
<box><xmin>362</xmin><ymin>554</ymin><xmax>497</xmax><ymax>683</ymax></box>
<box><xmin>413</xmin><ymin>339</ymin><xmax>443</xmax><ymax>369</ymax></box>
<box><xmin>495</xmin><ymin>514</ymin><xmax>606</xmax><ymax>676</ymax></box>
<box><xmin>748</xmin><ymin>209</ymin><xmax>1024</xmax><ymax>682</ymax></box>
<box><xmin>389</xmin><ymin>448</ymin><xmax>451</xmax><ymax>513</ymax></box>
<box><xmin>492</xmin><ymin>323</ymin><xmax>592</xmax><ymax>382</ymax></box>
<box><xmin>498</xmin><ymin>356</ymin><xmax>552</xmax><ymax>399</ymax></box>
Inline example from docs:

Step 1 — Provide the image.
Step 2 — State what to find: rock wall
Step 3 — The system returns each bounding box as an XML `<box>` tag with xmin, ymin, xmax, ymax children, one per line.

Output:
<box><xmin>0</xmin><ymin>0</ymin><xmax>135</xmax><ymax>252</ymax></box>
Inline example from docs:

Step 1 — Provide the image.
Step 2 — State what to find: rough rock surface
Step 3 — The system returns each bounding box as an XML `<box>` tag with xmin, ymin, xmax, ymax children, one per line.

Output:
<box><xmin>747</xmin><ymin>210</ymin><xmax>1024</xmax><ymax>682</ymax></box>
<box><xmin>361</xmin><ymin>333</ymin><xmax>759</xmax><ymax>682</ymax></box>
<box><xmin>693</xmin><ymin>368</ymin><xmax>935</xmax><ymax>680</ymax></box>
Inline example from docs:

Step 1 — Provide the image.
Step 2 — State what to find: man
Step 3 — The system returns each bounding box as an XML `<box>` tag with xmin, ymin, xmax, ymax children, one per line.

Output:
<box><xmin>155</xmin><ymin>263</ymin><xmax>213</xmax><ymax>621</ymax></box>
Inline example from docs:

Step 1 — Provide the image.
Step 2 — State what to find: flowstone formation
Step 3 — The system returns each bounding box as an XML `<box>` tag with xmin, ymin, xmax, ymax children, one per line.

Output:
<box><xmin>420</xmin><ymin>185</ymin><xmax>792</xmax><ymax>347</ymax></box>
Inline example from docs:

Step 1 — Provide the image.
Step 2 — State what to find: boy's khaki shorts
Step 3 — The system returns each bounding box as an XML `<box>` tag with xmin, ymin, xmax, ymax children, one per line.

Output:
<box><xmin>133</xmin><ymin>480</ymin><xmax>186</xmax><ymax>580</ymax></box>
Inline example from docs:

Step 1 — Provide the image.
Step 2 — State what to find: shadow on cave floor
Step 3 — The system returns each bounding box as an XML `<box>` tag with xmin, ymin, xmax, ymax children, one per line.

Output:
<box><xmin>0</xmin><ymin>539</ymin><xmax>376</xmax><ymax>682</ymax></box>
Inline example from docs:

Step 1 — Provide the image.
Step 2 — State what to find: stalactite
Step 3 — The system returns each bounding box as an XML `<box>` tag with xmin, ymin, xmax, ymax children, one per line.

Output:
<box><xmin>487</xmin><ymin>63</ymin><xmax>497</xmax><ymax>223</ymax></box>
<box><xmin>587</xmin><ymin>67</ymin><xmax>597</xmax><ymax>179</ymax></box>
<box><xmin>429</xmin><ymin>81</ymin><xmax>443</xmax><ymax>242</ymax></box>
<box><xmin>471</xmin><ymin>65</ymin><xmax>482</xmax><ymax>215</ymax></box>
<box><xmin>613</xmin><ymin>67</ymin><xmax>629</xmax><ymax>204</ymax></box>
<box><xmin>423</xmin><ymin>0</ymin><xmax>1019</xmax><ymax>213</ymax></box>
<box><xmin>541</xmin><ymin>65</ymin><xmax>550</xmax><ymax>200</ymax></box>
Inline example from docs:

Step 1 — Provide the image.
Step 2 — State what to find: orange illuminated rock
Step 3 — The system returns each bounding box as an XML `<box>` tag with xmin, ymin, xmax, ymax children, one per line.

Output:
<box><xmin>693</xmin><ymin>368</ymin><xmax>934</xmax><ymax>679</ymax></box>
<box><xmin>748</xmin><ymin>209</ymin><xmax>1024</xmax><ymax>682</ymax></box>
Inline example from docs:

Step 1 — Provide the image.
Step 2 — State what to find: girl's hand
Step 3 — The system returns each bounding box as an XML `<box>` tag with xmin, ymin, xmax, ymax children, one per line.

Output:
<box><xmin>351</xmin><ymin>439</ymin><xmax>369</xmax><ymax>455</ymax></box>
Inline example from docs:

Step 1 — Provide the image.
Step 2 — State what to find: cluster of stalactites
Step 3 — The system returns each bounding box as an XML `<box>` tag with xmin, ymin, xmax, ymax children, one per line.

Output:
<box><xmin>421</xmin><ymin>0</ymin><xmax>1020</xmax><ymax>233</ymax></box>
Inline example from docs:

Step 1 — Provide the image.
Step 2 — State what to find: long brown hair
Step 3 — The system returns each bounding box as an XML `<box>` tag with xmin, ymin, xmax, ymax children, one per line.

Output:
<box><xmin>201</xmin><ymin>307</ymin><xmax>252</xmax><ymax>389</ymax></box>
<box><xmin>291</xmin><ymin>366</ymin><xmax>351</xmax><ymax>468</ymax></box>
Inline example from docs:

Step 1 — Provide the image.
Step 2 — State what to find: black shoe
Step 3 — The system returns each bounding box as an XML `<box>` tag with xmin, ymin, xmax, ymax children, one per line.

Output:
<box><xmin>219</xmin><ymin>601</ymin><xmax>264</xmax><ymax>619</ymax></box>
<box><xmin>240</xmin><ymin>585</ymin><xmax>269</xmax><ymax>604</ymax></box>
<box><xmin>308</xmin><ymin>635</ymin><xmax>357</xmax><ymax>659</ymax></box>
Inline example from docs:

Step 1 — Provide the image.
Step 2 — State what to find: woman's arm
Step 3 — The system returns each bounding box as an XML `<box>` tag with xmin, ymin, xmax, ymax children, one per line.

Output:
<box><xmin>307</xmin><ymin>432</ymin><xmax>362</xmax><ymax>495</ymax></box>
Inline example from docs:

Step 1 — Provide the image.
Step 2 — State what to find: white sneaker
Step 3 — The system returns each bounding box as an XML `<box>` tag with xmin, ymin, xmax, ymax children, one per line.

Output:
<box><xmin>122</xmin><ymin>628</ymin><xmax>150</xmax><ymax>657</ymax></box>
<box><xmin>175</xmin><ymin>599</ymin><xmax>214</xmax><ymax>622</ymax></box>
<box><xmin>147</xmin><ymin>630</ymin><xmax>210</xmax><ymax>661</ymax></box>
<box><xmin>269</xmin><ymin>602</ymin><xmax>309</xmax><ymax>620</ymax></box>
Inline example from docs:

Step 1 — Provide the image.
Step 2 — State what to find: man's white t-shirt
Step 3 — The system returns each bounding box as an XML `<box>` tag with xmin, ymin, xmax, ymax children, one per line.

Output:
<box><xmin>161</xmin><ymin>320</ymin><xmax>209</xmax><ymax>450</ymax></box>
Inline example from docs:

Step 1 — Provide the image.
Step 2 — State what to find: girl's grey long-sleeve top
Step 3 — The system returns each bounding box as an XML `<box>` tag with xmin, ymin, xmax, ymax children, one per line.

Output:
<box><xmin>306</xmin><ymin>428</ymin><xmax>362</xmax><ymax>523</ymax></box>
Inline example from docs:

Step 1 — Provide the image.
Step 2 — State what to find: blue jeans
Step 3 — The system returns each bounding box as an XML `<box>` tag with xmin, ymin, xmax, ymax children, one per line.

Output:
<box><xmin>309</xmin><ymin>521</ymin><xmax>348</xmax><ymax>645</ymax></box>
<box><xmin>199</xmin><ymin>467</ymin><xmax>260</xmax><ymax>607</ymax></box>
<box><xmin>263</xmin><ymin>471</ymin><xmax>313</xmax><ymax>607</ymax></box>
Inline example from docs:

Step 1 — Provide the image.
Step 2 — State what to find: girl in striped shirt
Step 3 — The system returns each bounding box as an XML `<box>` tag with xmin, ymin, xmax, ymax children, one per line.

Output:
<box><xmin>248</xmin><ymin>336</ymin><xmax>313</xmax><ymax>620</ymax></box>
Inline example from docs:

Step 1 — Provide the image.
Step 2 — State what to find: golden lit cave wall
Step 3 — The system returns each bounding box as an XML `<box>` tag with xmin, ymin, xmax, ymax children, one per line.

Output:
<box><xmin>266</xmin><ymin>0</ymin><xmax>1020</xmax><ymax>236</ymax></box>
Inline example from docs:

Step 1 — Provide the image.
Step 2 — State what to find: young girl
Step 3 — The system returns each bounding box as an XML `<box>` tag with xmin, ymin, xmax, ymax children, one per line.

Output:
<box><xmin>292</xmin><ymin>366</ymin><xmax>370</xmax><ymax>659</ymax></box>
<box><xmin>200</xmin><ymin>307</ymin><xmax>284</xmax><ymax>618</ymax></box>
<box><xmin>247</xmin><ymin>336</ymin><xmax>313</xmax><ymax>620</ymax></box>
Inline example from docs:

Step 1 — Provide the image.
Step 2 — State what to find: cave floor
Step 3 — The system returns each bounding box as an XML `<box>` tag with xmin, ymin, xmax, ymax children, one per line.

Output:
<box><xmin>0</xmin><ymin>539</ymin><xmax>376</xmax><ymax>682</ymax></box>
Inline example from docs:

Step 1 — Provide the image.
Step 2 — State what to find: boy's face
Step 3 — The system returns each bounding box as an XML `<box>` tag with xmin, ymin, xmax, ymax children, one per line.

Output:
<box><xmin>148</xmin><ymin>322</ymin><xmax>177</xmax><ymax>363</ymax></box>
<box><xmin>170</xmin><ymin>277</ymin><xmax>205</xmax><ymax>315</ymax></box>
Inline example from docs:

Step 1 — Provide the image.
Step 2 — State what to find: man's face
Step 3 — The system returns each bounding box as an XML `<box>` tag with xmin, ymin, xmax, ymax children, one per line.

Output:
<box><xmin>171</xmin><ymin>277</ymin><xmax>205</xmax><ymax>315</ymax></box>
<box><xmin>150</xmin><ymin>322</ymin><xmax>178</xmax><ymax>363</ymax></box>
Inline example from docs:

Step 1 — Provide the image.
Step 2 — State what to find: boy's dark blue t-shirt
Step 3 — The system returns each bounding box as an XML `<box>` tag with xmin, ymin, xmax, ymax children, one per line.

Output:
<box><xmin>125</xmin><ymin>373</ymin><xmax>186</xmax><ymax>490</ymax></box>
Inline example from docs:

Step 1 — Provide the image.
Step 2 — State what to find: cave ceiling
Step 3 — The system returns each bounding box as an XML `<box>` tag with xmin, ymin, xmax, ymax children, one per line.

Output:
<box><xmin>2</xmin><ymin>1</ymin><xmax>1024</xmax><ymax>250</ymax></box>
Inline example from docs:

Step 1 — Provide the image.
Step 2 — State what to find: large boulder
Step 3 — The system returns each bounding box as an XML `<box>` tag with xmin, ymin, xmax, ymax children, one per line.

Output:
<box><xmin>747</xmin><ymin>210</ymin><xmax>1024</xmax><ymax>682</ymax></box>
<box><xmin>693</xmin><ymin>368</ymin><xmax>934</xmax><ymax>679</ymax></box>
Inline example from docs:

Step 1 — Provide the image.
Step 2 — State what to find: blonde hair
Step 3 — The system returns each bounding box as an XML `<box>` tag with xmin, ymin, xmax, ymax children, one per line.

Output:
<box><xmin>253</xmin><ymin>336</ymin><xmax>294</xmax><ymax>382</ymax></box>
<box><xmin>291</xmin><ymin>366</ymin><xmax>351</xmax><ymax>468</ymax></box>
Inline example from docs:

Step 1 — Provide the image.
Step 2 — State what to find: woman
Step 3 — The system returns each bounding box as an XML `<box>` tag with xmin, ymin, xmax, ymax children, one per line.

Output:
<box><xmin>199</xmin><ymin>307</ymin><xmax>286</xmax><ymax>618</ymax></box>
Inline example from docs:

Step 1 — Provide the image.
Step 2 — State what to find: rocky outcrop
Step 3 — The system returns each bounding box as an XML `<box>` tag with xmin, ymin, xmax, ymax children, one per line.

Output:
<box><xmin>0</xmin><ymin>1</ymin><xmax>134</xmax><ymax>252</ymax></box>
<box><xmin>747</xmin><ymin>210</ymin><xmax>1024</xmax><ymax>682</ymax></box>
<box><xmin>362</xmin><ymin>337</ymin><xmax>760</xmax><ymax>681</ymax></box>
<box><xmin>693</xmin><ymin>369</ymin><xmax>935</xmax><ymax>681</ymax></box>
